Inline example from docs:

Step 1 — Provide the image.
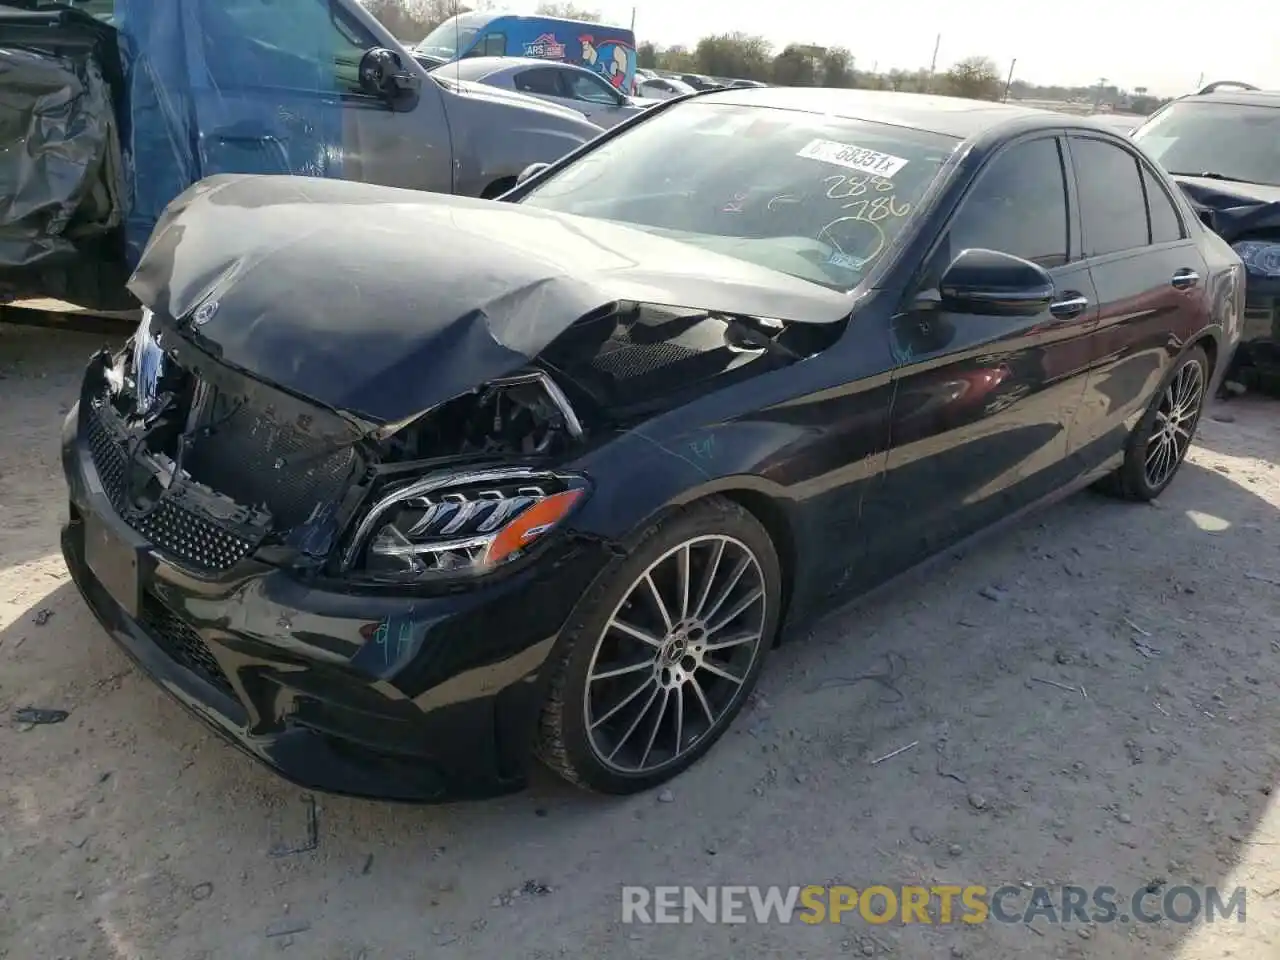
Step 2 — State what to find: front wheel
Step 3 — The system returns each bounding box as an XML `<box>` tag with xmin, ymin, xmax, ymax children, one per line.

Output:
<box><xmin>1098</xmin><ymin>345</ymin><xmax>1209</xmax><ymax>501</ymax></box>
<box><xmin>536</xmin><ymin>497</ymin><xmax>781</xmax><ymax>794</ymax></box>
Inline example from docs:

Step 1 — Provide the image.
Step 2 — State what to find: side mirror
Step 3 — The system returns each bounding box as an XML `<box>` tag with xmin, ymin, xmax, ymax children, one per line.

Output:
<box><xmin>359</xmin><ymin>48</ymin><xmax>420</xmax><ymax>102</ymax></box>
<box><xmin>516</xmin><ymin>162</ymin><xmax>550</xmax><ymax>186</ymax></box>
<box><xmin>934</xmin><ymin>248</ymin><xmax>1055</xmax><ymax>317</ymax></box>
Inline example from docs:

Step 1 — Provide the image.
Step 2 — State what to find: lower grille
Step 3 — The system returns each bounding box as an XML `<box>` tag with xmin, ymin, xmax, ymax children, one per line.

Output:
<box><xmin>137</xmin><ymin>592</ymin><xmax>236</xmax><ymax>699</ymax></box>
<box><xmin>86</xmin><ymin>402</ymin><xmax>256</xmax><ymax>573</ymax></box>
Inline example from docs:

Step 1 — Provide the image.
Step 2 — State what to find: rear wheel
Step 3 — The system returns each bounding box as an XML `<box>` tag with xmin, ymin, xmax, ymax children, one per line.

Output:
<box><xmin>536</xmin><ymin>497</ymin><xmax>781</xmax><ymax>794</ymax></box>
<box><xmin>1098</xmin><ymin>346</ymin><xmax>1209</xmax><ymax>501</ymax></box>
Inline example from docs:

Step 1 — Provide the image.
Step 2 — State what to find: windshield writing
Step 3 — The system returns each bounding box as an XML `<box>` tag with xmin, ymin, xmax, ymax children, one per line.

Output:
<box><xmin>520</xmin><ymin>103</ymin><xmax>957</xmax><ymax>291</ymax></box>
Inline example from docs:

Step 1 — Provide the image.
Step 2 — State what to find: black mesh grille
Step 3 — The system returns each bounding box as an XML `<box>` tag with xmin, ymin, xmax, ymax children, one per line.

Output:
<box><xmin>587</xmin><ymin>323</ymin><xmax>701</xmax><ymax>381</ymax></box>
<box><xmin>137</xmin><ymin>592</ymin><xmax>236</xmax><ymax>698</ymax></box>
<box><xmin>85</xmin><ymin>403</ymin><xmax>256</xmax><ymax>573</ymax></box>
<box><xmin>183</xmin><ymin>383</ymin><xmax>357</xmax><ymax>528</ymax></box>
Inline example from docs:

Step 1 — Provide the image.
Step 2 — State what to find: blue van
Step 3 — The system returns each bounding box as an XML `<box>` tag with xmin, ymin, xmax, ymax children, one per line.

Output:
<box><xmin>415</xmin><ymin>12</ymin><xmax>638</xmax><ymax>94</ymax></box>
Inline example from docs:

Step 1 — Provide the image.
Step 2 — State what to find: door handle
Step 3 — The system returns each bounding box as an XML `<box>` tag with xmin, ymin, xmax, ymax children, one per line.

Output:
<box><xmin>1171</xmin><ymin>269</ymin><xmax>1200</xmax><ymax>290</ymax></box>
<box><xmin>1049</xmin><ymin>293</ymin><xmax>1089</xmax><ymax>319</ymax></box>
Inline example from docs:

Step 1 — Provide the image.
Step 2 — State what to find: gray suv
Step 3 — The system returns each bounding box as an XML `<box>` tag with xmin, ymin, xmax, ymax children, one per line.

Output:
<box><xmin>0</xmin><ymin>0</ymin><xmax>603</xmax><ymax>312</ymax></box>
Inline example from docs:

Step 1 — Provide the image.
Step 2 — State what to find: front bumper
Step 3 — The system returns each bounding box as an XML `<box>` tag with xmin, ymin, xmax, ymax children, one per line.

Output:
<box><xmin>60</xmin><ymin>395</ymin><xmax>611</xmax><ymax>803</ymax></box>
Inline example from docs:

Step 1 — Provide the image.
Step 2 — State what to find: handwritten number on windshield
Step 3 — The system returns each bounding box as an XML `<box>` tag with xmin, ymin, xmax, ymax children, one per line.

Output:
<box><xmin>823</xmin><ymin>174</ymin><xmax>912</xmax><ymax>223</ymax></box>
<box><xmin>824</xmin><ymin>174</ymin><xmax>895</xmax><ymax>199</ymax></box>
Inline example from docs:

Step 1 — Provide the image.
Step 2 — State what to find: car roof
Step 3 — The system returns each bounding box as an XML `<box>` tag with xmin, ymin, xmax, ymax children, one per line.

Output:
<box><xmin>694</xmin><ymin>87</ymin><xmax>1097</xmax><ymax>139</ymax></box>
<box><xmin>1179</xmin><ymin>90</ymin><xmax>1280</xmax><ymax>108</ymax></box>
<box><xmin>444</xmin><ymin>56</ymin><xmax>592</xmax><ymax>77</ymax></box>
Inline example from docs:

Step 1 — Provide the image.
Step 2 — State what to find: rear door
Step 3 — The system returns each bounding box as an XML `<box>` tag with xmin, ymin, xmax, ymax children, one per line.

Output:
<box><xmin>856</xmin><ymin>134</ymin><xmax>1100</xmax><ymax>584</ymax></box>
<box><xmin>1064</xmin><ymin>135</ymin><xmax>1209</xmax><ymax>466</ymax></box>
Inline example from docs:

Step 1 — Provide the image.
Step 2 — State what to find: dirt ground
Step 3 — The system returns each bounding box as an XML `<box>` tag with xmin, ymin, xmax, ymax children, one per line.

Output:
<box><xmin>2</xmin><ymin>323</ymin><xmax>1279</xmax><ymax>960</ymax></box>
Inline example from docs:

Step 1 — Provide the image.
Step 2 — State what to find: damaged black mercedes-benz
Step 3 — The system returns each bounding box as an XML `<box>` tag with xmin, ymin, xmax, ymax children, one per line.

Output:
<box><xmin>62</xmin><ymin>89</ymin><xmax>1239</xmax><ymax>800</ymax></box>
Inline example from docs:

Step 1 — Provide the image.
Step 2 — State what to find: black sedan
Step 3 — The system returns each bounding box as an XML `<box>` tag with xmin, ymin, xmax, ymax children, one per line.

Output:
<box><xmin>61</xmin><ymin>88</ymin><xmax>1243</xmax><ymax>801</ymax></box>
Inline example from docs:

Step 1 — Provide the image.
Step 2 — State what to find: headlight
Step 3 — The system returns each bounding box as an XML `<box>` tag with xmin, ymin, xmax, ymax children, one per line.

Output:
<box><xmin>340</xmin><ymin>467</ymin><xmax>588</xmax><ymax>581</ymax></box>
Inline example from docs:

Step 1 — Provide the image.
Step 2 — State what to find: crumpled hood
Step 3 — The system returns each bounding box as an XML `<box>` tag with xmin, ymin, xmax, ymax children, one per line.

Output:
<box><xmin>1173</xmin><ymin>175</ymin><xmax>1280</xmax><ymax>243</ymax></box>
<box><xmin>130</xmin><ymin>174</ymin><xmax>855</xmax><ymax>424</ymax></box>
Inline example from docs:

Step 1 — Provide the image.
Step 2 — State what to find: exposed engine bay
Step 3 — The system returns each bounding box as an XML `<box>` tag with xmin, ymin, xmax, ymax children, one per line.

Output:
<box><xmin>373</xmin><ymin>300</ymin><xmax>837</xmax><ymax>466</ymax></box>
<box><xmin>90</xmin><ymin>298</ymin><xmax>838</xmax><ymax>579</ymax></box>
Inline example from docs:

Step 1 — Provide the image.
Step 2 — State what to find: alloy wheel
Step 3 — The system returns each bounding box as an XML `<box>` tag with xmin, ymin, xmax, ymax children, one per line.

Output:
<box><xmin>1144</xmin><ymin>358</ymin><xmax>1205</xmax><ymax>489</ymax></box>
<box><xmin>582</xmin><ymin>535</ymin><xmax>767</xmax><ymax>774</ymax></box>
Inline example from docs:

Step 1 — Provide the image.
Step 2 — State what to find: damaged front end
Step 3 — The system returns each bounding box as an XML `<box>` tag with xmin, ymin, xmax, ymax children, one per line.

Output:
<box><xmin>1178</xmin><ymin>180</ymin><xmax>1280</xmax><ymax>394</ymax></box>
<box><xmin>97</xmin><ymin>296</ymin><xmax>830</xmax><ymax>587</ymax></box>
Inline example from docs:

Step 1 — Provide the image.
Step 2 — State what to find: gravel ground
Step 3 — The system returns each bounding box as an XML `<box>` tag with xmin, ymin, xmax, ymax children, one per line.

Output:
<box><xmin>2</xmin><ymin>323</ymin><xmax>1279</xmax><ymax>960</ymax></box>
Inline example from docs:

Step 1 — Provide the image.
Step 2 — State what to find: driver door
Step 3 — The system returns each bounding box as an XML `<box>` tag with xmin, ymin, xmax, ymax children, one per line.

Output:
<box><xmin>190</xmin><ymin>0</ymin><xmax>452</xmax><ymax>195</ymax></box>
<box><xmin>555</xmin><ymin>66</ymin><xmax>630</xmax><ymax>125</ymax></box>
<box><xmin>855</xmin><ymin>134</ymin><xmax>1100</xmax><ymax>584</ymax></box>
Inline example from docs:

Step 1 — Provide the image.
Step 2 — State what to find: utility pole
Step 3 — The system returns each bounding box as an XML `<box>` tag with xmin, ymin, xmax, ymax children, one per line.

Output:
<box><xmin>1196</xmin><ymin>71</ymin><xmax>1204</xmax><ymax>90</ymax></box>
<box><xmin>630</xmin><ymin>6</ymin><xmax>635</xmax><ymax>31</ymax></box>
<box><xmin>1003</xmin><ymin>58</ymin><xmax>1016</xmax><ymax>101</ymax></box>
<box><xmin>925</xmin><ymin>33</ymin><xmax>940</xmax><ymax>93</ymax></box>
<box><xmin>1093</xmin><ymin>76</ymin><xmax>1107</xmax><ymax>111</ymax></box>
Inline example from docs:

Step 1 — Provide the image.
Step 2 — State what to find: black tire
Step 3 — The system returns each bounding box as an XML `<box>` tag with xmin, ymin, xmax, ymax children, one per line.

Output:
<box><xmin>536</xmin><ymin>496</ymin><xmax>781</xmax><ymax>795</ymax></box>
<box><xmin>481</xmin><ymin>177</ymin><xmax>518</xmax><ymax>199</ymax></box>
<box><xmin>1097</xmin><ymin>345</ymin><xmax>1209</xmax><ymax>501</ymax></box>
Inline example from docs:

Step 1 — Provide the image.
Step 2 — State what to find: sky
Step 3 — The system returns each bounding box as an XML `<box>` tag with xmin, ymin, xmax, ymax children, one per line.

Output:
<box><xmin>501</xmin><ymin>0</ymin><xmax>1279</xmax><ymax>96</ymax></box>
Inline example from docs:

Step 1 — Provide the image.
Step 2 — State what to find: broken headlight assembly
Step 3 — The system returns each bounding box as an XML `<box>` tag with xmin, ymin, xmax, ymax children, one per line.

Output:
<box><xmin>340</xmin><ymin>468</ymin><xmax>590</xmax><ymax>582</ymax></box>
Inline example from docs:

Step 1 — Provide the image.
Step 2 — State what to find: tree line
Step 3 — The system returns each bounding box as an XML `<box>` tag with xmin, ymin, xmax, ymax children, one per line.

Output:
<box><xmin>361</xmin><ymin>0</ymin><xmax>1169</xmax><ymax>112</ymax></box>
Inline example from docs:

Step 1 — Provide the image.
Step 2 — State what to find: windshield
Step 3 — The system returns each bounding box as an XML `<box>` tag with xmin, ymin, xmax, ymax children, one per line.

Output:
<box><xmin>519</xmin><ymin>102</ymin><xmax>957</xmax><ymax>291</ymax></box>
<box><xmin>416</xmin><ymin>13</ymin><xmax>486</xmax><ymax>59</ymax></box>
<box><xmin>1134</xmin><ymin>101</ymin><xmax>1280</xmax><ymax>187</ymax></box>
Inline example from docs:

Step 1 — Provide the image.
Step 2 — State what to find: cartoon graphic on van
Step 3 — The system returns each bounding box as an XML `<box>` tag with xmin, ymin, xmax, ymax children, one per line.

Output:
<box><xmin>580</xmin><ymin>35</ymin><xmax>635</xmax><ymax>92</ymax></box>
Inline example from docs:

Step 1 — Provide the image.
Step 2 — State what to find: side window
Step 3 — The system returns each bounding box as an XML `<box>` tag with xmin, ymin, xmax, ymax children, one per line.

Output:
<box><xmin>947</xmin><ymin>137</ymin><xmax>1069</xmax><ymax>269</ymax></box>
<box><xmin>566</xmin><ymin>70</ymin><xmax>620</xmax><ymax>105</ymax></box>
<box><xmin>1070</xmin><ymin>137</ymin><xmax>1149</xmax><ymax>256</ymax></box>
<box><xmin>514</xmin><ymin>68</ymin><xmax>563</xmax><ymax>97</ymax></box>
<box><xmin>211</xmin><ymin>0</ymin><xmax>374</xmax><ymax>94</ymax></box>
<box><xmin>480</xmin><ymin>33</ymin><xmax>506</xmax><ymax>56</ymax></box>
<box><xmin>1141</xmin><ymin>164</ymin><xmax>1185</xmax><ymax>244</ymax></box>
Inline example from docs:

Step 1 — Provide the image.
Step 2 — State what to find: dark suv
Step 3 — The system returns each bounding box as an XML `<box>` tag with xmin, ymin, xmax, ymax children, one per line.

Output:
<box><xmin>1133</xmin><ymin>81</ymin><xmax>1280</xmax><ymax>391</ymax></box>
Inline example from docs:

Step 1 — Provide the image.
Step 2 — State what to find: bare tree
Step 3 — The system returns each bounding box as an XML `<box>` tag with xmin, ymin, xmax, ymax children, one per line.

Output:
<box><xmin>772</xmin><ymin>45</ymin><xmax>818</xmax><ymax>87</ymax></box>
<box><xmin>820</xmin><ymin>47</ymin><xmax>855</xmax><ymax>88</ymax></box>
<box><xmin>943</xmin><ymin>55</ymin><xmax>1001</xmax><ymax>100</ymax></box>
<box><xmin>535</xmin><ymin>2</ymin><xmax>602</xmax><ymax>20</ymax></box>
<box><xmin>362</xmin><ymin>0</ymin><xmax>476</xmax><ymax>40</ymax></box>
<box><xmin>694</xmin><ymin>33</ymin><xmax>772</xmax><ymax>82</ymax></box>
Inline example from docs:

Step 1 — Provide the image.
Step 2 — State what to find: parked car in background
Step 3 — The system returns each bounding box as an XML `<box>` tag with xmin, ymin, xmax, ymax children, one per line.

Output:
<box><xmin>636</xmin><ymin>75</ymin><xmax>697</xmax><ymax>100</ymax></box>
<box><xmin>679</xmin><ymin>73</ymin><xmax>723</xmax><ymax>91</ymax></box>
<box><xmin>1133</xmin><ymin>81</ymin><xmax>1280</xmax><ymax>391</ymax></box>
<box><xmin>63</xmin><ymin>89</ymin><xmax>1240</xmax><ymax>803</ymax></box>
<box><xmin>0</xmin><ymin>0</ymin><xmax>601</xmax><ymax>314</ymax></box>
<box><xmin>724</xmin><ymin>78</ymin><xmax>768</xmax><ymax>89</ymax></box>
<box><xmin>441</xmin><ymin>56</ymin><xmax>661</xmax><ymax>128</ymax></box>
<box><xmin>415</xmin><ymin>11</ymin><xmax>639</xmax><ymax>94</ymax></box>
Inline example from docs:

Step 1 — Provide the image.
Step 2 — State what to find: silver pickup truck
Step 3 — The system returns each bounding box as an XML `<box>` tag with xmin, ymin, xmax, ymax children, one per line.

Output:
<box><xmin>0</xmin><ymin>0</ymin><xmax>602</xmax><ymax>314</ymax></box>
